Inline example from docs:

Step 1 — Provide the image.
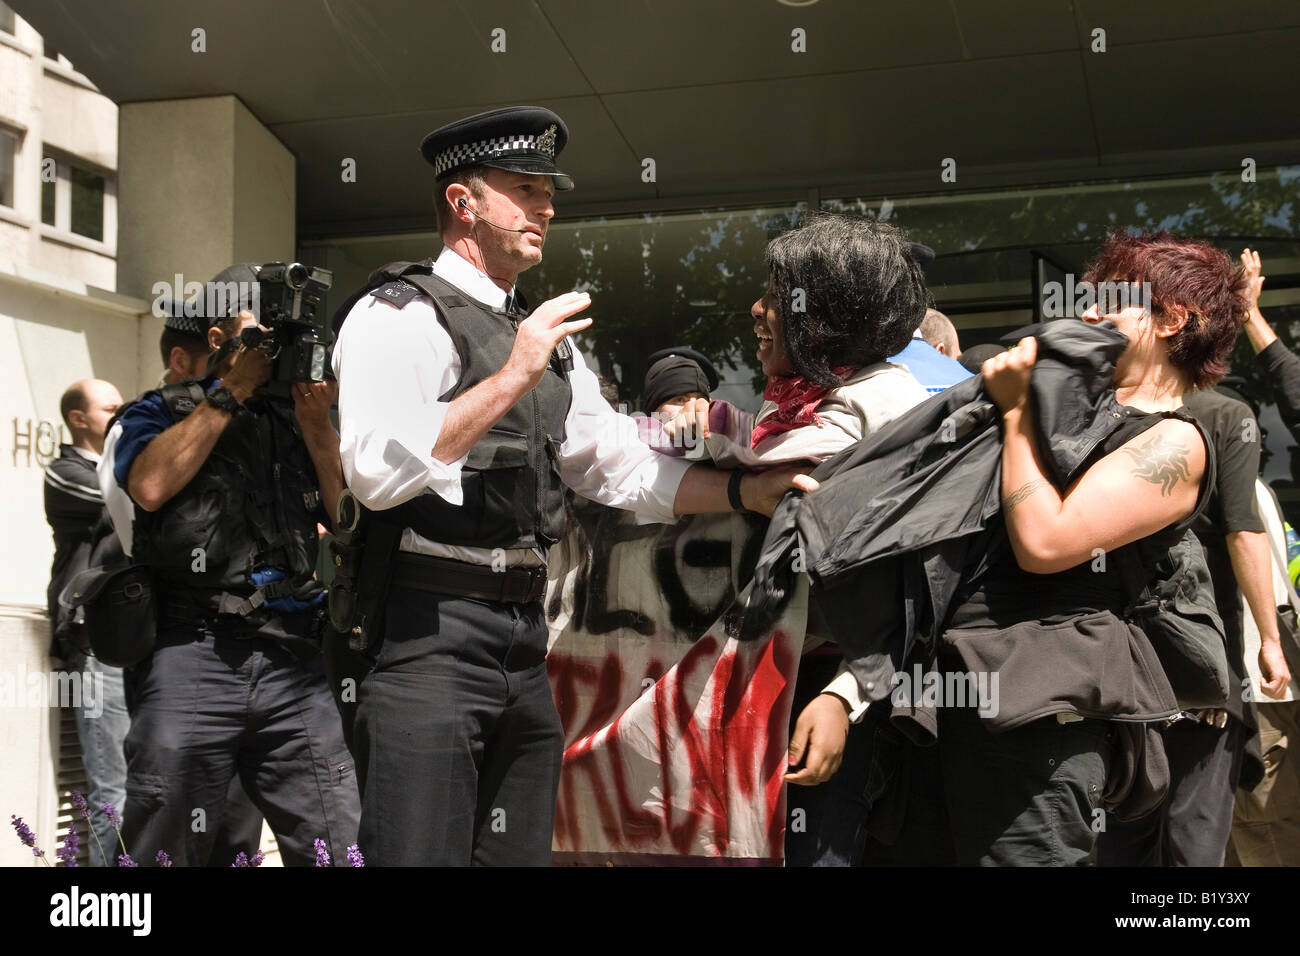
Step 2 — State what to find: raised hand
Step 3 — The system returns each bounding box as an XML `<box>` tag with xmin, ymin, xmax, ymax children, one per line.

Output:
<box><xmin>505</xmin><ymin>291</ymin><xmax>593</xmax><ymax>389</ymax></box>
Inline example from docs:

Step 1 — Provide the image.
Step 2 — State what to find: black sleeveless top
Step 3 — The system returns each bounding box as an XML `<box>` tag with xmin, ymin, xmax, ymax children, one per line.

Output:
<box><xmin>948</xmin><ymin>404</ymin><xmax>1214</xmax><ymax>630</ymax></box>
<box><xmin>932</xmin><ymin>403</ymin><xmax>1215</xmax><ymax>732</ymax></box>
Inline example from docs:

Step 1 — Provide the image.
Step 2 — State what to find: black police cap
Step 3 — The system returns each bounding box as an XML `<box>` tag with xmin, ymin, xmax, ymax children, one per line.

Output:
<box><xmin>420</xmin><ymin>106</ymin><xmax>574</xmax><ymax>191</ymax></box>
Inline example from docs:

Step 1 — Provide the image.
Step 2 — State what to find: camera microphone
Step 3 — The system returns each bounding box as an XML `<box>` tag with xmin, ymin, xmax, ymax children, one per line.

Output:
<box><xmin>458</xmin><ymin>198</ymin><xmax>531</xmax><ymax>234</ymax></box>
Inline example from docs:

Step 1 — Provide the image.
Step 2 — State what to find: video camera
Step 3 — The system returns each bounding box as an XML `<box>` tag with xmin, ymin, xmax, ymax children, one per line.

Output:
<box><xmin>240</xmin><ymin>261</ymin><xmax>334</xmax><ymax>400</ymax></box>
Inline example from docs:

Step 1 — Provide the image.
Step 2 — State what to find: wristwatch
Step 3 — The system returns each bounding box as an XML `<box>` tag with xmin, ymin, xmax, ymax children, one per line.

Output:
<box><xmin>205</xmin><ymin>384</ymin><xmax>241</xmax><ymax>414</ymax></box>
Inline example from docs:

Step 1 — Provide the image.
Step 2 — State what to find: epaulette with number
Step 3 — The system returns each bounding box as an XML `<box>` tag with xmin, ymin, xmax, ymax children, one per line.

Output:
<box><xmin>371</xmin><ymin>280</ymin><xmax>423</xmax><ymax>309</ymax></box>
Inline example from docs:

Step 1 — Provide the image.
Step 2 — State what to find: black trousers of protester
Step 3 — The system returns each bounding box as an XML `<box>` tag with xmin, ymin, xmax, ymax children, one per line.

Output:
<box><xmin>353</xmin><ymin>586</ymin><xmax>564</xmax><ymax>866</ymax></box>
<box><xmin>122</xmin><ymin>620</ymin><xmax>360</xmax><ymax>866</ymax></box>
<box><xmin>937</xmin><ymin>704</ymin><xmax>1113</xmax><ymax>866</ymax></box>
<box><xmin>1097</xmin><ymin>715</ymin><xmax>1247</xmax><ymax>867</ymax></box>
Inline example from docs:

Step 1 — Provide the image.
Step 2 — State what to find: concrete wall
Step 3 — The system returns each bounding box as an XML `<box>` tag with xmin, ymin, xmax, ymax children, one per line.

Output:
<box><xmin>0</xmin><ymin>262</ymin><xmax>149</xmax><ymax>866</ymax></box>
<box><xmin>1</xmin><ymin>18</ymin><xmax>296</xmax><ymax>866</ymax></box>
<box><xmin>0</xmin><ymin>15</ymin><xmax>118</xmax><ymax>290</ymax></box>
<box><xmin>117</xmin><ymin>95</ymin><xmax>296</xmax><ymax>301</ymax></box>
<box><xmin>0</xmin><ymin>604</ymin><xmax>60</xmax><ymax>867</ymax></box>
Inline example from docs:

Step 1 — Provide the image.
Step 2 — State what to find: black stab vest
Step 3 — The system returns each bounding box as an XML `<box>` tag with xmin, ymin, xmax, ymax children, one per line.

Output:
<box><xmin>128</xmin><ymin>381</ymin><xmax>324</xmax><ymax>606</ymax></box>
<box><xmin>362</xmin><ymin>266</ymin><xmax>573</xmax><ymax>550</ymax></box>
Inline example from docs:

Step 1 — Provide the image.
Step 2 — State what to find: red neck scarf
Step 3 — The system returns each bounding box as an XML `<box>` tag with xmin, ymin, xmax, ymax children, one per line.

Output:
<box><xmin>751</xmin><ymin>365</ymin><xmax>860</xmax><ymax>449</ymax></box>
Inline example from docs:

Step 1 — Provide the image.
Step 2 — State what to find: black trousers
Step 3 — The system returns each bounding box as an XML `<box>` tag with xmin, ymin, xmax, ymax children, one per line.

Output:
<box><xmin>1097</xmin><ymin>715</ymin><xmax>1247</xmax><ymax>867</ymax></box>
<box><xmin>938</xmin><ymin>706</ymin><xmax>1112</xmax><ymax>866</ymax></box>
<box><xmin>354</xmin><ymin>587</ymin><xmax>564</xmax><ymax>866</ymax></box>
<box><xmin>122</xmin><ymin>622</ymin><xmax>360</xmax><ymax>867</ymax></box>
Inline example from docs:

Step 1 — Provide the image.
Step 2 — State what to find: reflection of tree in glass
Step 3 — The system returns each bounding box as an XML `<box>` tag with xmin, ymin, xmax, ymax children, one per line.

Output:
<box><xmin>523</xmin><ymin>168</ymin><xmax>1298</xmax><ymax>412</ymax></box>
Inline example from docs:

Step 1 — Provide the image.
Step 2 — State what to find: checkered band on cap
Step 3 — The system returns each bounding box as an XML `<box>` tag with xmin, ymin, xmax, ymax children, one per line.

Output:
<box><xmin>163</xmin><ymin>311</ymin><xmax>207</xmax><ymax>336</ymax></box>
<box><xmin>433</xmin><ymin>129</ymin><xmax>555</xmax><ymax>179</ymax></box>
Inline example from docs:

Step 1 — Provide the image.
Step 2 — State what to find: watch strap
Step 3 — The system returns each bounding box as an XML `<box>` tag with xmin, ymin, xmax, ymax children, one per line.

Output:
<box><xmin>727</xmin><ymin>469</ymin><xmax>746</xmax><ymax>512</ymax></box>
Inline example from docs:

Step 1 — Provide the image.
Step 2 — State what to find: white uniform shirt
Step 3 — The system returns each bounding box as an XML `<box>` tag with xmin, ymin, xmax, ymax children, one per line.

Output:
<box><xmin>332</xmin><ymin>247</ymin><xmax>691</xmax><ymax>563</ymax></box>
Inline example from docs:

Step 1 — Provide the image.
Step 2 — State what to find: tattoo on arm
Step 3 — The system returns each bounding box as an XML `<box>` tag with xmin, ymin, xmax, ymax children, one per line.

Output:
<box><xmin>1122</xmin><ymin>435</ymin><xmax>1190</xmax><ymax>496</ymax></box>
<box><xmin>1004</xmin><ymin>478</ymin><xmax>1048</xmax><ymax>514</ymax></box>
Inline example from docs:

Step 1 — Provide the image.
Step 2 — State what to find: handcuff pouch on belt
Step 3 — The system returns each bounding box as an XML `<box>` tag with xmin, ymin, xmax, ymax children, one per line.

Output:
<box><xmin>327</xmin><ymin>488</ymin><xmax>401</xmax><ymax>655</ymax></box>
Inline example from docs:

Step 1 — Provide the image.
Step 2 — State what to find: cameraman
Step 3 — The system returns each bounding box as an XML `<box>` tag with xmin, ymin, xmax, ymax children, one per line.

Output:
<box><xmin>101</xmin><ymin>264</ymin><xmax>359</xmax><ymax>866</ymax></box>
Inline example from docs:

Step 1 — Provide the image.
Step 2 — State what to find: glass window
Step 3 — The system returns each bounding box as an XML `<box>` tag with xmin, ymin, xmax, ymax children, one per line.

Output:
<box><xmin>40</xmin><ymin>155</ymin><xmax>55</xmax><ymax>225</ymax></box>
<box><xmin>0</xmin><ymin>128</ymin><xmax>17</xmax><ymax>207</ymax></box>
<box><xmin>303</xmin><ymin>203</ymin><xmax>805</xmax><ymax>413</ymax></box>
<box><xmin>528</xmin><ymin>205</ymin><xmax>805</xmax><ymax>410</ymax></box>
<box><xmin>0</xmin><ymin>3</ymin><xmax>15</xmax><ymax>36</ymax></box>
<box><xmin>69</xmin><ymin>164</ymin><xmax>104</xmax><ymax>240</ymax></box>
<box><xmin>825</xmin><ymin>166</ymin><xmax>1300</xmax><ymax>348</ymax></box>
<box><xmin>305</xmin><ymin>168</ymin><xmax>1300</xmax><ymax>507</ymax></box>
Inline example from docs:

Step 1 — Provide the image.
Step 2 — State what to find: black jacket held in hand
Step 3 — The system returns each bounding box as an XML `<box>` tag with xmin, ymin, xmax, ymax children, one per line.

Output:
<box><xmin>746</xmin><ymin>320</ymin><xmax>1221</xmax><ymax>728</ymax></box>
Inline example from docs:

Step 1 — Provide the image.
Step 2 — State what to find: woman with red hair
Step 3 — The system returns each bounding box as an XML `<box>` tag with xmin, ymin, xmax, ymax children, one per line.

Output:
<box><xmin>934</xmin><ymin>230</ymin><xmax>1287</xmax><ymax>865</ymax></box>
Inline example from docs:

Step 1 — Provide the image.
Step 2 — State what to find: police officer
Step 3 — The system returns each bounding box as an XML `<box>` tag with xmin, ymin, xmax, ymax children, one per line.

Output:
<box><xmin>332</xmin><ymin>106</ymin><xmax>812</xmax><ymax>865</ymax></box>
<box><xmin>103</xmin><ymin>264</ymin><xmax>360</xmax><ymax>866</ymax></box>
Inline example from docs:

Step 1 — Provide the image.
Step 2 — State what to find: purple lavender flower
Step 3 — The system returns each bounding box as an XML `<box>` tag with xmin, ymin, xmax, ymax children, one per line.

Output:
<box><xmin>10</xmin><ymin>814</ymin><xmax>36</xmax><ymax>851</ymax></box>
<box><xmin>314</xmin><ymin>838</ymin><xmax>330</xmax><ymax>867</ymax></box>
<box><xmin>155</xmin><ymin>850</ymin><xmax>172</xmax><ymax>867</ymax></box>
<box><xmin>70</xmin><ymin>790</ymin><xmax>89</xmax><ymax>820</ymax></box>
<box><xmin>231</xmin><ymin>852</ymin><xmax>249</xmax><ymax>868</ymax></box>
<box><xmin>346</xmin><ymin>844</ymin><xmax>365</xmax><ymax>868</ymax></box>
<box><xmin>10</xmin><ymin>814</ymin><xmax>49</xmax><ymax>866</ymax></box>
<box><xmin>249</xmin><ymin>850</ymin><xmax>265</xmax><ymax>867</ymax></box>
<box><xmin>102</xmin><ymin>803</ymin><xmax>123</xmax><ymax>831</ymax></box>
<box><xmin>117</xmin><ymin>853</ymin><xmax>137</xmax><ymax>867</ymax></box>
<box><xmin>56</xmin><ymin>820</ymin><xmax>79</xmax><ymax>867</ymax></box>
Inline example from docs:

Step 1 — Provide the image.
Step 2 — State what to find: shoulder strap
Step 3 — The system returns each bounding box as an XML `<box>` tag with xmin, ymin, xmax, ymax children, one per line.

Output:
<box><xmin>1164</xmin><ymin>407</ymin><xmax>1217</xmax><ymax>534</ymax></box>
<box><xmin>329</xmin><ymin>258</ymin><xmax>439</xmax><ymax>334</ymax></box>
<box><xmin>158</xmin><ymin>382</ymin><xmax>209</xmax><ymax>424</ymax></box>
<box><xmin>395</xmin><ymin>270</ymin><xmax>483</xmax><ymax>327</ymax></box>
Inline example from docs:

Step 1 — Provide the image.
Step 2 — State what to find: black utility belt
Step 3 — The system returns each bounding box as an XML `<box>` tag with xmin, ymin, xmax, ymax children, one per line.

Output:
<box><xmin>391</xmin><ymin>552</ymin><xmax>548</xmax><ymax>605</ymax></box>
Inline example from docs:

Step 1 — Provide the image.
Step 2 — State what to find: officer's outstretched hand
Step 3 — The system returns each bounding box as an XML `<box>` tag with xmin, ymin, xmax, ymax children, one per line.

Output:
<box><xmin>506</xmin><ymin>291</ymin><xmax>593</xmax><ymax>390</ymax></box>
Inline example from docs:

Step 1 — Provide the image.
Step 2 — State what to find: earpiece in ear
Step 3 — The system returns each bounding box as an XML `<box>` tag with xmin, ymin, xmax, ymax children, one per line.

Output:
<box><xmin>458</xmin><ymin>198</ymin><xmax>469</xmax><ymax>208</ymax></box>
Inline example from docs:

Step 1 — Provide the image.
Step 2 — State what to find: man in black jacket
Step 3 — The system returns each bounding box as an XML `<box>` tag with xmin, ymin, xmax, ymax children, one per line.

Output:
<box><xmin>44</xmin><ymin>378</ymin><xmax>127</xmax><ymax>866</ymax></box>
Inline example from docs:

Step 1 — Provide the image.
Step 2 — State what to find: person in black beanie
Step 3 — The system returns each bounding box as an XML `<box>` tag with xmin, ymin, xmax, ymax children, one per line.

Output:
<box><xmin>641</xmin><ymin>347</ymin><xmax>718</xmax><ymax>416</ymax></box>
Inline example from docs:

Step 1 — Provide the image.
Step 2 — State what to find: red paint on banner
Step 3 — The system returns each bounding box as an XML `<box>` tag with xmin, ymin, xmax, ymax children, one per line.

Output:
<box><xmin>550</xmin><ymin>627</ymin><xmax>797</xmax><ymax>859</ymax></box>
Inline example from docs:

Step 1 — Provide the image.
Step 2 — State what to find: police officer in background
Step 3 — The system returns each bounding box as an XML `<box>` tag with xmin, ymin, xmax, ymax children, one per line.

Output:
<box><xmin>101</xmin><ymin>265</ymin><xmax>359</xmax><ymax>865</ymax></box>
<box><xmin>332</xmin><ymin>106</ymin><xmax>812</xmax><ymax>866</ymax></box>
